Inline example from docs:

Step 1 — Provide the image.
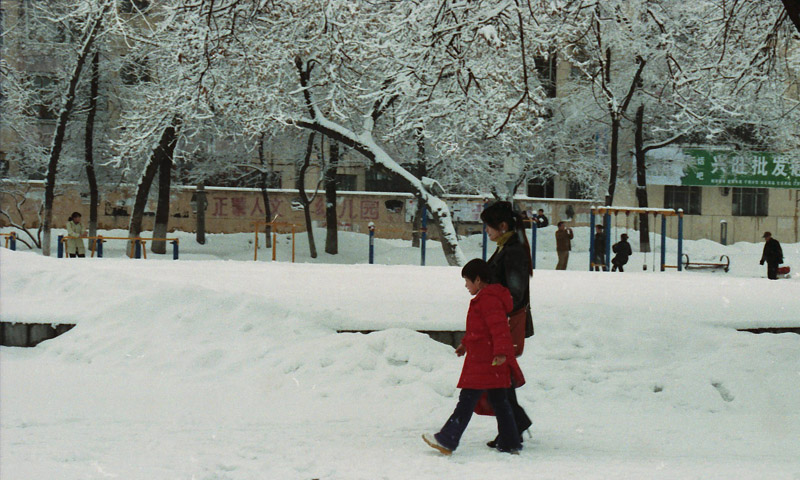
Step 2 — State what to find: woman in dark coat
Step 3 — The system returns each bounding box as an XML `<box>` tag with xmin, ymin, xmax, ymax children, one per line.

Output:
<box><xmin>480</xmin><ymin>201</ymin><xmax>534</xmax><ymax>447</ymax></box>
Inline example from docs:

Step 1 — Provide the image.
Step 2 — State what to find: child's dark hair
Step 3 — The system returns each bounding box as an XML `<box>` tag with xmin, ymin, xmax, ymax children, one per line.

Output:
<box><xmin>69</xmin><ymin>211</ymin><xmax>81</xmax><ymax>221</ymax></box>
<box><xmin>479</xmin><ymin>201</ymin><xmax>533</xmax><ymax>276</ymax></box>
<box><xmin>461</xmin><ymin>258</ymin><xmax>493</xmax><ymax>283</ymax></box>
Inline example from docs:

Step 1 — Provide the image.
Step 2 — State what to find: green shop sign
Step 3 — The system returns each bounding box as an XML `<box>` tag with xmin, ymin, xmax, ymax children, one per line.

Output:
<box><xmin>681</xmin><ymin>149</ymin><xmax>800</xmax><ymax>188</ymax></box>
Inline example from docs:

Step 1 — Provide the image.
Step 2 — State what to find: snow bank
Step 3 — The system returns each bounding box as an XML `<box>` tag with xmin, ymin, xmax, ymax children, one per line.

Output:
<box><xmin>1</xmin><ymin>230</ymin><xmax>799</xmax><ymax>479</ymax></box>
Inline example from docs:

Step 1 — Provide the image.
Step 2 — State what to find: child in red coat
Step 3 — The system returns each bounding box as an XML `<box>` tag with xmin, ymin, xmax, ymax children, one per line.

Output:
<box><xmin>423</xmin><ymin>259</ymin><xmax>524</xmax><ymax>455</ymax></box>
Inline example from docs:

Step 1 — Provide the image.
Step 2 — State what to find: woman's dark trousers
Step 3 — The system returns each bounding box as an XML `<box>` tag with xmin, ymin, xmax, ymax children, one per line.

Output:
<box><xmin>507</xmin><ymin>386</ymin><xmax>532</xmax><ymax>435</ymax></box>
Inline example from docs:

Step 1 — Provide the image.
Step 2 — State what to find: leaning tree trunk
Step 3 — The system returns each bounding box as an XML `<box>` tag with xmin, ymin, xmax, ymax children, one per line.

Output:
<box><xmin>324</xmin><ymin>140</ymin><xmax>340</xmax><ymax>255</ymax></box>
<box><xmin>258</xmin><ymin>133</ymin><xmax>272</xmax><ymax>248</ymax></box>
<box><xmin>296</xmin><ymin>119</ymin><xmax>464</xmax><ymax>265</ymax></box>
<box><xmin>84</xmin><ymin>49</ymin><xmax>100</xmax><ymax>250</ymax></box>
<box><xmin>151</xmin><ymin>145</ymin><xmax>173</xmax><ymax>254</ymax></box>
<box><xmin>128</xmin><ymin>116</ymin><xmax>180</xmax><ymax>256</ymax></box>
<box><xmin>296</xmin><ymin>132</ymin><xmax>317</xmax><ymax>258</ymax></box>
<box><xmin>293</xmin><ymin>57</ymin><xmax>465</xmax><ymax>266</ymax></box>
<box><xmin>634</xmin><ymin>104</ymin><xmax>651</xmax><ymax>253</ymax></box>
<box><xmin>41</xmin><ymin>12</ymin><xmax>105</xmax><ymax>256</ymax></box>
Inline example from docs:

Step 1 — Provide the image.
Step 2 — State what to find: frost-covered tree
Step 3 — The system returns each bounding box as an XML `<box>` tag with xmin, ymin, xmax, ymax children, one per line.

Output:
<box><xmin>1</xmin><ymin>1</ymin><xmax>153</xmax><ymax>255</ymax></box>
<box><xmin>36</xmin><ymin>2</ymin><xmax>113</xmax><ymax>257</ymax></box>
<box><xmin>552</xmin><ymin>0</ymin><xmax>799</xmax><ymax>248</ymax></box>
<box><xmin>163</xmin><ymin>0</ymin><xmax>566</xmax><ymax>266</ymax></box>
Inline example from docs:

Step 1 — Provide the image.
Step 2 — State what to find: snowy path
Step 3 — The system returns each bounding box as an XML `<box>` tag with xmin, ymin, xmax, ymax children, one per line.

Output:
<box><xmin>2</xmin><ymin>234</ymin><xmax>799</xmax><ymax>479</ymax></box>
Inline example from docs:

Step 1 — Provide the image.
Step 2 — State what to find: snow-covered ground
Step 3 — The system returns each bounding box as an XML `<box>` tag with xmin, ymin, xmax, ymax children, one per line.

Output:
<box><xmin>1</xmin><ymin>226</ymin><xmax>799</xmax><ymax>479</ymax></box>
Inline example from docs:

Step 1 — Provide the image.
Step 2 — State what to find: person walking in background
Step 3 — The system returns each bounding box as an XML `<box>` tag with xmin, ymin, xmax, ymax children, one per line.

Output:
<box><xmin>555</xmin><ymin>221</ymin><xmax>573</xmax><ymax>270</ymax></box>
<box><xmin>422</xmin><ymin>259</ymin><xmax>524</xmax><ymax>456</ymax></box>
<box><xmin>760</xmin><ymin>232</ymin><xmax>783</xmax><ymax>280</ymax></box>
<box><xmin>479</xmin><ymin>201</ymin><xmax>533</xmax><ymax>447</ymax></box>
<box><xmin>534</xmin><ymin>209</ymin><xmax>549</xmax><ymax>228</ymax></box>
<box><xmin>611</xmin><ymin>233</ymin><xmax>632</xmax><ymax>272</ymax></box>
<box><xmin>66</xmin><ymin>212</ymin><xmax>87</xmax><ymax>258</ymax></box>
<box><xmin>593</xmin><ymin>224</ymin><xmax>607</xmax><ymax>271</ymax></box>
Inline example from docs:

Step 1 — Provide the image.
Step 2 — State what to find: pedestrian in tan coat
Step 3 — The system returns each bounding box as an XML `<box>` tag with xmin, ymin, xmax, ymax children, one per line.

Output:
<box><xmin>555</xmin><ymin>221</ymin><xmax>573</xmax><ymax>270</ymax></box>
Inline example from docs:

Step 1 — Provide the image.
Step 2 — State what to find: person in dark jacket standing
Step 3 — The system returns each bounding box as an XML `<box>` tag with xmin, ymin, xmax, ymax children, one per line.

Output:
<box><xmin>422</xmin><ymin>259</ymin><xmax>524</xmax><ymax>456</ymax></box>
<box><xmin>534</xmin><ymin>209</ymin><xmax>549</xmax><ymax>228</ymax></box>
<box><xmin>611</xmin><ymin>233</ymin><xmax>632</xmax><ymax>272</ymax></box>
<box><xmin>760</xmin><ymin>232</ymin><xmax>783</xmax><ymax>280</ymax></box>
<box><xmin>479</xmin><ymin>201</ymin><xmax>533</xmax><ymax>447</ymax></box>
<box><xmin>593</xmin><ymin>224</ymin><xmax>607</xmax><ymax>271</ymax></box>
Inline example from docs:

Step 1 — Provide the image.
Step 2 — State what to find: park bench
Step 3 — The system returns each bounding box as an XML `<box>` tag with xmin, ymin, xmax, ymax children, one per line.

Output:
<box><xmin>682</xmin><ymin>254</ymin><xmax>730</xmax><ymax>273</ymax></box>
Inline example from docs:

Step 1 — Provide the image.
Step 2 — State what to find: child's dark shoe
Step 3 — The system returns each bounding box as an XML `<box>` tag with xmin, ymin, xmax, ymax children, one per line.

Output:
<box><xmin>422</xmin><ymin>433</ymin><xmax>452</xmax><ymax>455</ymax></box>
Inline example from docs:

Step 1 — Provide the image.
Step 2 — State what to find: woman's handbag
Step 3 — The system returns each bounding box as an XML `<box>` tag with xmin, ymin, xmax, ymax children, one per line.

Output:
<box><xmin>508</xmin><ymin>306</ymin><xmax>529</xmax><ymax>357</ymax></box>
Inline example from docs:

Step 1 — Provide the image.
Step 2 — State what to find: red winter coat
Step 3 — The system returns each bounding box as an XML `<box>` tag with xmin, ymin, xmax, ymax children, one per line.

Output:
<box><xmin>457</xmin><ymin>284</ymin><xmax>525</xmax><ymax>390</ymax></box>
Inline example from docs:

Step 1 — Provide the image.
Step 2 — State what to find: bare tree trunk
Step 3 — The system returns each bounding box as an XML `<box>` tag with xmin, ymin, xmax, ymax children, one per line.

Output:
<box><xmin>412</xmin><ymin>127</ymin><xmax>426</xmax><ymax>248</ymax></box>
<box><xmin>296</xmin><ymin>132</ymin><xmax>317</xmax><ymax>258</ymax></box>
<box><xmin>258</xmin><ymin>133</ymin><xmax>272</xmax><ymax>248</ymax></box>
<box><xmin>605</xmin><ymin>114</ymin><xmax>621</xmax><ymax>206</ymax></box>
<box><xmin>633</xmin><ymin>104</ymin><xmax>684</xmax><ymax>255</ymax></box>
<box><xmin>84</xmin><ymin>50</ymin><xmax>100</xmax><ymax>250</ymax></box>
<box><xmin>634</xmin><ymin>104</ymin><xmax>651</xmax><ymax>253</ymax></box>
<box><xmin>151</xmin><ymin>143</ymin><xmax>173</xmax><ymax>254</ymax></box>
<box><xmin>324</xmin><ymin>140</ymin><xmax>339</xmax><ymax>255</ymax></box>
<box><xmin>42</xmin><ymin>10</ymin><xmax>106</xmax><ymax>256</ymax></box>
<box><xmin>128</xmin><ymin>116</ymin><xmax>180</xmax><ymax>255</ymax></box>
<box><xmin>599</xmin><ymin>50</ymin><xmax>646</xmax><ymax>207</ymax></box>
<box><xmin>195</xmin><ymin>182</ymin><xmax>206</xmax><ymax>245</ymax></box>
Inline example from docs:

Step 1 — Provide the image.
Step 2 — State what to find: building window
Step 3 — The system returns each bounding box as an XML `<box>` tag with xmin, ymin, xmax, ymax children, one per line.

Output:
<box><xmin>664</xmin><ymin>186</ymin><xmax>702</xmax><ymax>215</ymax></box>
<box><xmin>732</xmin><ymin>188</ymin><xmax>768</xmax><ymax>216</ymax></box>
<box><xmin>527</xmin><ymin>177</ymin><xmax>554</xmax><ymax>198</ymax></box>
<box><xmin>31</xmin><ymin>75</ymin><xmax>57</xmax><ymax>120</ymax></box>
<box><xmin>534</xmin><ymin>54</ymin><xmax>557</xmax><ymax>98</ymax></box>
<box><xmin>120</xmin><ymin>58</ymin><xmax>151</xmax><ymax>85</ymax></box>
<box><xmin>365</xmin><ymin>168</ymin><xmax>406</xmax><ymax>192</ymax></box>
<box><xmin>336</xmin><ymin>174</ymin><xmax>357</xmax><ymax>191</ymax></box>
<box><xmin>568</xmin><ymin>181</ymin><xmax>591</xmax><ymax>200</ymax></box>
<box><xmin>265</xmin><ymin>172</ymin><xmax>282</xmax><ymax>189</ymax></box>
<box><xmin>120</xmin><ymin>0</ymin><xmax>150</xmax><ymax>13</ymax></box>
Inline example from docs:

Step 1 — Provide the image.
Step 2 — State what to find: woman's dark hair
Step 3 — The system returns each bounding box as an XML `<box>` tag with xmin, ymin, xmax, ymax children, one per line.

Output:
<box><xmin>480</xmin><ymin>201</ymin><xmax>518</xmax><ymax>231</ymax></box>
<box><xmin>461</xmin><ymin>258</ymin><xmax>494</xmax><ymax>283</ymax></box>
<box><xmin>480</xmin><ymin>201</ymin><xmax>533</xmax><ymax>276</ymax></box>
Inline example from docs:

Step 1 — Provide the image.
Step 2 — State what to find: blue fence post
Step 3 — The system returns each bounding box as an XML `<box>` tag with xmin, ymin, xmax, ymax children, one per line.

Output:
<box><xmin>604</xmin><ymin>213</ymin><xmax>612</xmax><ymax>271</ymax></box>
<box><xmin>368</xmin><ymin>222</ymin><xmax>375</xmax><ymax>264</ymax></box>
<box><xmin>57</xmin><ymin>235</ymin><xmax>64</xmax><ymax>258</ymax></box>
<box><xmin>677</xmin><ymin>211</ymin><xmax>684</xmax><ymax>272</ymax></box>
<box><xmin>588</xmin><ymin>210</ymin><xmax>596</xmax><ymax>271</ymax></box>
<box><xmin>660</xmin><ymin>214</ymin><xmax>667</xmax><ymax>271</ymax></box>
<box><xmin>420</xmin><ymin>206</ymin><xmax>428</xmax><ymax>266</ymax></box>
<box><xmin>97</xmin><ymin>236</ymin><xmax>104</xmax><ymax>258</ymax></box>
<box><xmin>134</xmin><ymin>239</ymin><xmax>142</xmax><ymax>259</ymax></box>
<box><xmin>10</xmin><ymin>232</ymin><xmax>16</xmax><ymax>251</ymax></box>
<box><xmin>172</xmin><ymin>240</ymin><xmax>179</xmax><ymax>260</ymax></box>
<box><xmin>530</xmin><ymin>220</ymin><xmax>537</xmax><ymax>270</ymax></box>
